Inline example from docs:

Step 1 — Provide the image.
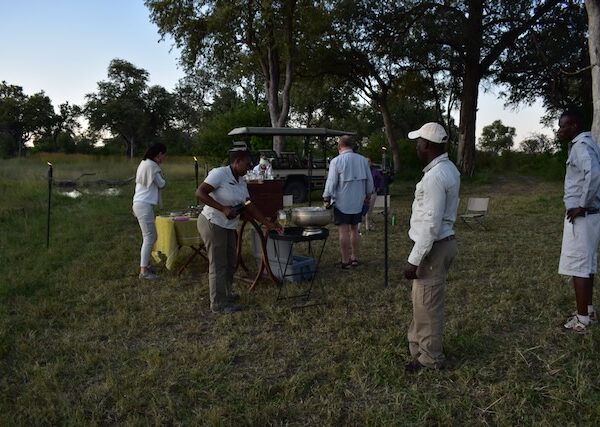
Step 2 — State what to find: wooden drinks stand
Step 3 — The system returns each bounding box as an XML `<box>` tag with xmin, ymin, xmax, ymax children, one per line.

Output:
<box><xmin>236</xmin><ymin>179</ymin><xmax>284</xmax><ymax>289</ymax></box>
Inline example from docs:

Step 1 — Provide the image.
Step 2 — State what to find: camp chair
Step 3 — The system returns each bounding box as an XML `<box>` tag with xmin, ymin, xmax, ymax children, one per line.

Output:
<box><xmin>460</xmin><ymin>197</ymin><xmax>489</xmax><ymax>229</ymax></box>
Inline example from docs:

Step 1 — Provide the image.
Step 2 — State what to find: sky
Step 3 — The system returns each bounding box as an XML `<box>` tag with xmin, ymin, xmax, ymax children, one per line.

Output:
<box><xmin>1</xmin><ymin>0</ymin><xmax>554</xmax><ymax>144</ymax></box>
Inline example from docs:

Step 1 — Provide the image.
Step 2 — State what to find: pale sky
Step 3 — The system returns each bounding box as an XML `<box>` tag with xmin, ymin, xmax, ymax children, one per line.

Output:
<box><xmin>1</xmin><ymin>0</ymin><xmax>554</xmax><ymax>144</ymax></box>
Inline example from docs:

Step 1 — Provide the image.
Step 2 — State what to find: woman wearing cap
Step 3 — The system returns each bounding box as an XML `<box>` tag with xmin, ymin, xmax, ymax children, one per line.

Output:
<box><xmin>132</xmin><ymin>143</ymin><xmax>167</xmax><ymax>280</ymax></box>
<box><xmin>196</xmin><ymin>148</ymin><xmax>281</xmax><ymax>314</ymax></box>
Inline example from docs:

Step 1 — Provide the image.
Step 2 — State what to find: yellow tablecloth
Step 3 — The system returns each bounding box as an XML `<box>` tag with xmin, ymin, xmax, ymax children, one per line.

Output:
<box><xmin>152</xmin><ymin>216</ymin><xmax>204</xmax><ymax>270</ymax></box>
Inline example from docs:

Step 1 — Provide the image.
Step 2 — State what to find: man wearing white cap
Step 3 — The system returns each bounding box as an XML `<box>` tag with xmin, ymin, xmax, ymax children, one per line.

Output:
<box><xmin>252</xmin><ymin>156</ymin><xmax>272</xmax><ymax>178</ymax></box>
<box><xmin>404</xmin><ymin>122</ymin><xmax>460</xmax><ymax>373</ymax></box>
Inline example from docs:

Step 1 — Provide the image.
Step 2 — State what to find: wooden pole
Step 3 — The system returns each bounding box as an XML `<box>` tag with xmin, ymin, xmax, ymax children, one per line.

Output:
<box><xmin>46</xmin><ymin>162</ymin><xmax>53</xmax><ymax>249</ymax></box>
<box><xmin>382</xmin><ymin>148</ymin><xmax>389</xmax><ymax>287</ymax></box>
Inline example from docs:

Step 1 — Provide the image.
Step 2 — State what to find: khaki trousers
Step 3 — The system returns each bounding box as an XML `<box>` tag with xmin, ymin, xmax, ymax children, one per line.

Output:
<box><xmin>197</xmin><ymin>214</ymin><xmax>237</xmax><ymax>309</ymax></box>
<box><xmin>408</xmin><ymin>238</ymin><xmax>457</xmax><ymax>368</ymax></box>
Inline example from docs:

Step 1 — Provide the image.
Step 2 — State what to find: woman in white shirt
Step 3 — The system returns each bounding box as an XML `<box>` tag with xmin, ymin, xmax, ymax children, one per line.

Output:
<box><xmin>196</xmin><ymin>148</ymin><xmax>280</xmax><ymax>314</ymax></box>
<box><xmin>132</xmin><ymin>143</ymin><xmax>167</xmax><ymax>280</ymax></box>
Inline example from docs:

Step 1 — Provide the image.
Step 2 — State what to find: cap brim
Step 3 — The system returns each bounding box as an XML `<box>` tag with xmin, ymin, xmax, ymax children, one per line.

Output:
<box><xmin>407</xmin><ymin>130</ymin><xmax>420</xmax><ymax>140</ymax></box>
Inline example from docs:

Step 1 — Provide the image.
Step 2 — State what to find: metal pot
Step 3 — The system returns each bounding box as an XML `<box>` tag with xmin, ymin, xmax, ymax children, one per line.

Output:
<box><xmin>291</xmin><ymin>206</ymin><xmax>332</xmax><ymax>229</ymax></box>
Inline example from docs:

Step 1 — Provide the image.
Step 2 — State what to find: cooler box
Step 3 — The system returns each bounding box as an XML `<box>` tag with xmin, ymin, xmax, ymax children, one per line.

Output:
<box><xmin>269</xmin><ymin>255</ymin><xmax>316</xmax><ymax>282</ymax></box>
<box><xmin>250</xmin><ymin>229</ymin><xmax>293</xmax><ymax>261</ymax></box>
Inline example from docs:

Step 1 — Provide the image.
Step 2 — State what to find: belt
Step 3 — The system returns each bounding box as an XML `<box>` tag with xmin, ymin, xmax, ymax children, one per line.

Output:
<box><xmin>434</xmin><ymin>235</ymin><xmax>455</xmax><ymax>243</ymax></box>
<box><xmin>586</xmin><ymin>208</ymin><xmax>599</xmax><ymax>215</ymax></box>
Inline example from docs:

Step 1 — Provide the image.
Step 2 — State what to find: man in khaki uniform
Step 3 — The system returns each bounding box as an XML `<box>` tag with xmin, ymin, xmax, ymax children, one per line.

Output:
<box><xmin>404</xmin><ymin>122</ymin><xmax>460</xmax><ymax>372</ymax></box>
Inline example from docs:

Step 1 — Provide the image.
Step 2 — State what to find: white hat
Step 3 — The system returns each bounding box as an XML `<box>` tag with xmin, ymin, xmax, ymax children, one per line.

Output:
<box><xmin>408</xmin><ymin>122</ymin><xmax>448</xmax><ymax>144</ymax></box>
<box><xmin>259</xmin><ymin>157</ymin><xmax>270</xmax><ymax>166</ymax></box>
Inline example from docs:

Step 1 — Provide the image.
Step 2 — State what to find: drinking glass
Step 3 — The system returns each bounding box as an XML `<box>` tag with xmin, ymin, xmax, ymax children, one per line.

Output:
<box><xmin>277</xmin><ymin>209</ymin><xmax>289</xmax><ymax>227</ymax></box>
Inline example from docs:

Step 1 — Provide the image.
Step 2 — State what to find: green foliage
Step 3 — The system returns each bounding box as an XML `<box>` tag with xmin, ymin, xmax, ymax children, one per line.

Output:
<box><xmin>479</xmin><ymin>120</ymin><xmax>516</xmax><ymax>153</ymax></box>
<box><xmin>0</xmin><ymin>132</ymin><xmax>15</xmax><ymax>159</ymax></box>
<box><xmin>475</xmin><ymin>149</ymin><xmax>565</xmax><ymax>180</ymax></box>
<box><xmin>520</xmin><ymin>133</ymin><xmax>559</xmax><ymax>154</ymax></box>
<box><xmin>84</xmin><ymin>59</ymin><xmax>178</xmax><ymax>157</ymax></box>
<box><xmin>496</xmin><ymin>2</ymin><xmax>591</xmax><ymax>121</ymax></box>
<box><xmin>0</xmin><ymin>81</ymin><xmax>56</xmax><ymax>156</ymax></box>
<box><xmin>193</xmin><ymin>102</ymin><xmax>270</xmax><ymax>161</ymax></box>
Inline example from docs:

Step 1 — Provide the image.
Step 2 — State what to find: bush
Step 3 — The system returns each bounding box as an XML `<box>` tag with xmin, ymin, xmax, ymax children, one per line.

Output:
<box><xmin>193</xmin><ymin>102</ymin><xmax>270</xmax><ymax>160</ymax></box>
<box><xmin>474</xmin><ymin>149</ymin><xmax>565</xmax><ymax>180</ymax></box>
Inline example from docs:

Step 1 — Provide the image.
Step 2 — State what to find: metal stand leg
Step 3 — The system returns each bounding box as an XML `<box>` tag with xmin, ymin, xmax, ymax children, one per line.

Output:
<box><xmin>273</xmin><ymin>235</ymin><xmax>328</xmax><ymax>309</ymax></box>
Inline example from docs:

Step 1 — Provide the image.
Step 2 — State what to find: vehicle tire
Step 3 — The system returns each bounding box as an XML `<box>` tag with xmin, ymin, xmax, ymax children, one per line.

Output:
<box><xmin>284</xmin><ymin>179</ymin><xmax>308</xmax><ymax>203</ymax></box>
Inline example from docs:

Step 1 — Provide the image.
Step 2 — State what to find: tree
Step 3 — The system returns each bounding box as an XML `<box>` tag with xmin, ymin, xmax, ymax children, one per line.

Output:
<box><xmin>496</xmin><ymin>3</ymin><xmax>590</xmax><ymax>127</ymax></box>
<box><xmin>416</xmin><ymin>0</ymin><xmax>564</xmax><ymax>175</ymax></box>
<box><xmin>194</xmin><ymin>101</ymin><xmax>270</xmax><ymax>159</ymax></box>
<box><xmin>520</xmin><ymin>133</ymin><xmax>557</xmax><ymax>154</ymax></box>
<box><xmin>85</xmin><ymin>59</ymin><xmax>149</xmax><ymax>158</ymax></box>
<box><xmin>146</xmin><ymin>0</ymin><xmax>329</xmax><ymax>153</ymax></box>
<box><xmin>172</xmin><ymin>70</ymin><xmax>211</xmax><ymax>136</ymax></box>
<box><xmin>587</xmin><ymin>0</ymin><xmax>600</xmax><ymax>142</ymax></box>
<box><xmin>479</xmin><ymin>120</ymin><xmax>515</xmax><ymax>153</ymax></box>
<box><xmin>50</xmin><ymin>102</ymin><xmax>82</xmax><ymax>149</ymax></box>
<box><xmin>0</xmin><ymin>81</ymin><xmax>55</xmax><ymax>157</ymax></box>
<box><xmin>85</xmin><ymin>59</ymin><xmax>177</xmax><ymax>158</ymax></box>
<box><xmin>322</xmin><ymin>0</ymin><xmax>447</xmax><ymax>173</ymax></box>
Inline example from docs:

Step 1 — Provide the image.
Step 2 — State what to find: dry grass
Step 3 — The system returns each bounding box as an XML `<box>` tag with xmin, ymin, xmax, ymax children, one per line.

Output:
<box><xmin>1</xmin><ymin>155</ymin><xmax>599</xmax><ymax>425</ymax></box>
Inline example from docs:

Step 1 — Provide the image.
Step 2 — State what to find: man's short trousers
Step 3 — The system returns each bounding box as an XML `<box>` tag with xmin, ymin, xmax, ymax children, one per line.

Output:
<box><xmin>559</xmin><ymin>214</ymin><xmax>600</xmax><ymax>277</ymax></box>
<box><xmin>333</xmin><ymin>207</ymin><xmax>362</xmax><ymax>225</ymax></box>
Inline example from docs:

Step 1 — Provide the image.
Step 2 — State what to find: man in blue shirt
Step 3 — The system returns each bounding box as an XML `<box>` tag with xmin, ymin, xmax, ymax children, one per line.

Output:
<box><xmin>323</xmin><ymin>136</ymin><xmax>374</xmax><ymax>269</ymax></box>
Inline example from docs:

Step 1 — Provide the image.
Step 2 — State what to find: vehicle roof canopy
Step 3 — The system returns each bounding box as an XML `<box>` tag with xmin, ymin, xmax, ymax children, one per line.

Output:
<box><xmin>227</xmin><ymin>127</ymin><xmax>356</xmax><ymax>137</ymax></box>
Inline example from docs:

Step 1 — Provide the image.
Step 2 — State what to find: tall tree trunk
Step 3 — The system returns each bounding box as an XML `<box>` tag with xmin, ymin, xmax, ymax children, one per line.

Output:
<box><xmin>457</xmin><ymin>69</ymin><xmax>480</xmax><ymax>177</ymax></box>
<box><xmin>264</xmin><ymin>51</ymin><xmax>293</xmax><ymax>153</ymax></box>
<box><xmin>379</xmin><ymin>101</ymin><xmax>400</xmax><ymax>174</ymax></box>
<box><xmin>456</xmin><ymin>0</ymin><xmax>483</xmax><ymax>176</ymax></box>
<box><xmin>587</xmin><ymin>0</ymin><xmax>600</xmax><ymax>142</ymax></box>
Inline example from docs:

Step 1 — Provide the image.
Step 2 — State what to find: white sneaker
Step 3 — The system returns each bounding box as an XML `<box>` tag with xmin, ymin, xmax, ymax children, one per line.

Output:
<box><xmin>570</xmin><ymin>311</ymin><xmax>597</xmax><ymax>325</ymax></box>
<box><xmin>139</xmin><ymin>271</ymin><xmax>158</xmax><ymax>280</ymax></box>
<box><xmin>563</xmin><ymin>315</ymin><xmax>589</xmax><ymax>333</ymax></box>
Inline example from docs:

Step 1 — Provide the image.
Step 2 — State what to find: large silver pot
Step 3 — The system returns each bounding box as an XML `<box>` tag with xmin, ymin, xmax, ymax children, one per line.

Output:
<box><xmin>291</xmin><ymin>206</ymin><xmax>332</xmax><ymax>229</ymax></box>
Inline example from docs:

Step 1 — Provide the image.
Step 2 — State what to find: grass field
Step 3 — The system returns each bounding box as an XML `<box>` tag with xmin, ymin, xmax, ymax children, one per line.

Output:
<box><xmin>1</xmin><ymin>154</ymin><xmax>599</xmax><ymax>425</ymax></box>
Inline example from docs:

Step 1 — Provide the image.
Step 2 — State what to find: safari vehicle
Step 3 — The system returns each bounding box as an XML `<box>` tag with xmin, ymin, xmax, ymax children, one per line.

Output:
<box><xmin>227</xmin><ymin>127</ymin><xmax>356</xmax><ymax>203</ymax></box>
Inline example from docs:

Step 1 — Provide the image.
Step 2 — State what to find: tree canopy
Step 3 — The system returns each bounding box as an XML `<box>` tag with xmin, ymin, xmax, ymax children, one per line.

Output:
<box><xmin>479</xmin><ymin>120</ymin><xmax>515</xmax><ymax>154</ymax></box>
<box><xmin>84</xmin><ymin>59</ymin><xmax>177</xmax><ymax>158</ymax></box>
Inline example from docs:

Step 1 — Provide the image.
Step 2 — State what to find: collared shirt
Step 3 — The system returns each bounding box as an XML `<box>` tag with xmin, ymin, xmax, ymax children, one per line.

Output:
<box><xmin>564</xmin><ymin>132</ymin><xmax>600</xmax><ymax>210</ymax></box>
<box><xmin>408</xmin><ymin>153</ymin><xmax>460</xmax><ymax>266</ymax></box>
<box><xmin>323</xmin><ymin>149</ymin><xmax>374</xmax><ymax>214</ymax></box>
<box><xmin>201</xmin><ymin>166</ymin><xmax>250</xmax><ymax>230</ymax></box>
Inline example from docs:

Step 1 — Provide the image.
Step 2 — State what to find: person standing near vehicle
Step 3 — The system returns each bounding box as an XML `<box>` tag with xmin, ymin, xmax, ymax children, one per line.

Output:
<box><xmin>404</xmin><ymin>122</ymin><xmax>460</xmax><ymax>373</ymax></box>
<box><xmin>196</xmin><ymin>147</ymin><xmax>281</xmax><ymax>314</ymax></box>
<box><xmin>323</xmin><ymin>135</ymin><xmax>374</xmax><ymax>269</ymax></box>
<box><xmin>558</xmin><ymin>109</ymin><xmax>600</xmax><ymax>333</ymax></box>
<box><xmin>363</xmin><ymin>157</ymin><xmax>385</xmax><ymax>231</ymax></box>
<box><xmin>132</xmin><ymin>143</ymin><xmax>167</xmax><ymax>280</ymax></box>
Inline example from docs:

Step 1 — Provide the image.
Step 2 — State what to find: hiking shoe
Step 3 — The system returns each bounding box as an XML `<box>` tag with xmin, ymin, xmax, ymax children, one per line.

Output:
<box><xmin>139</xmin><ymin>271</ymin><xmax>158</xmax><ymax>280</ymax></box>
<box><xmin>211</xmin><ymin>304</ymin><xmax>239</xmax><ymax>314</ymax></box>
<box><xmin>350</xmin><ymin>259</ymin><xmax>361</xmax><ymax>267</ymax></box>
<box><xmin>563</xmin><ymin>315</ymin><xmax>589</xmax><ymax>333</ymax></box>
